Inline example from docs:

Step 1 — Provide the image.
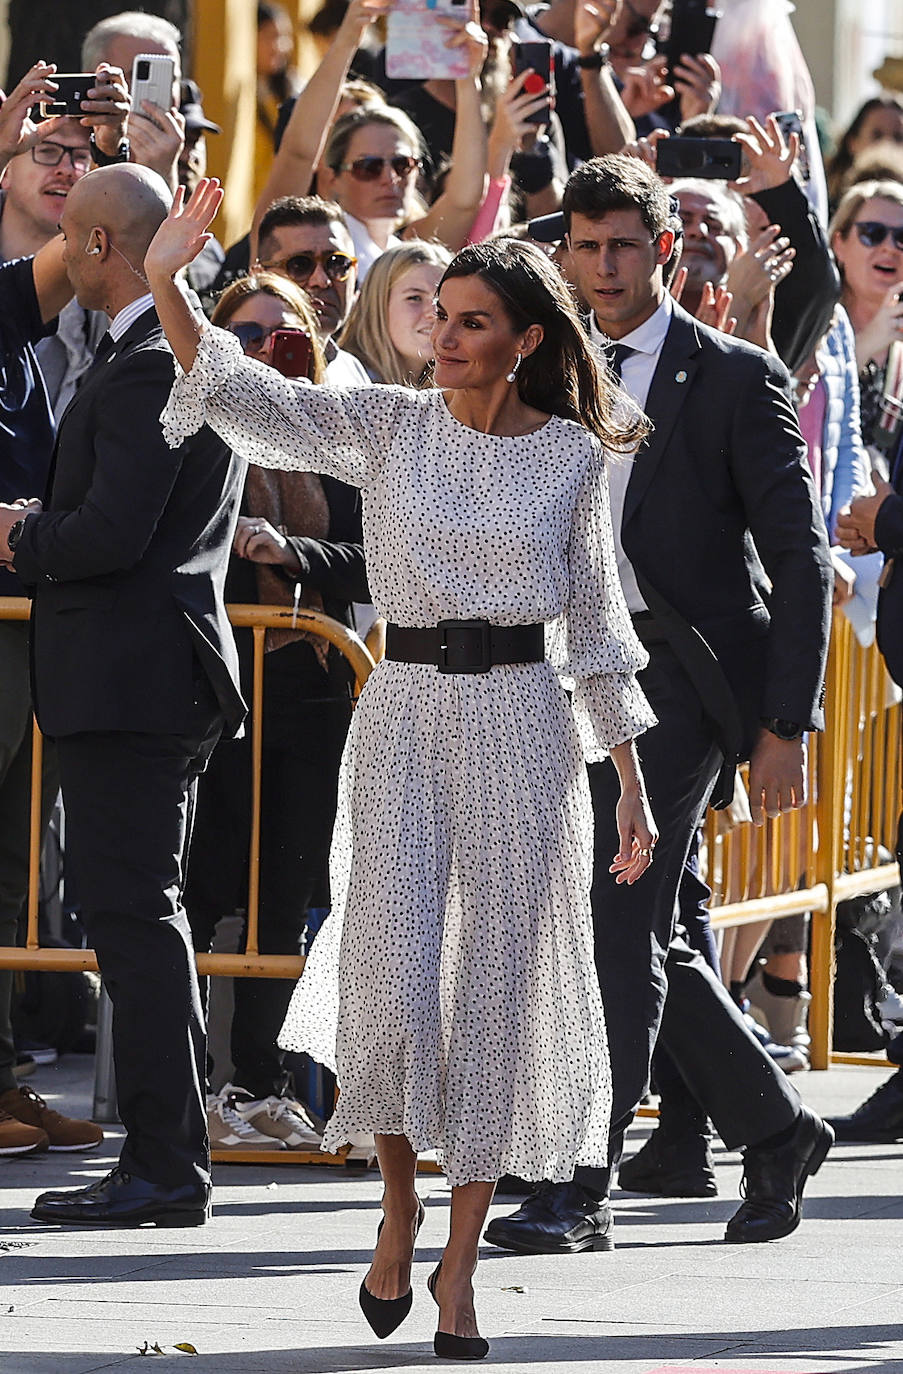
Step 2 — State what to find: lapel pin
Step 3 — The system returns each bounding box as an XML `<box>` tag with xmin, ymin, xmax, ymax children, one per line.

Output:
<box><xmin>675</xmin><ymin>369</ymin><xmax>687</xmax><ymax>383</ymax></box>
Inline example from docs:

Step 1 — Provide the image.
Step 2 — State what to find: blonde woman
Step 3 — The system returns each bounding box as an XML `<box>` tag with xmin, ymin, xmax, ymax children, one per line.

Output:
<box><xmin>340</xmin><ymin>241</ymin><xmax>451</xmax><ymax>385</ymax></box>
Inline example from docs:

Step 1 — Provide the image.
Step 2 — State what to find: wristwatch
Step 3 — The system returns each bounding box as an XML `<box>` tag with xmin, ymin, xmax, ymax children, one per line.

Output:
<box><xmin>576</xmin><ymin>44</ymin><xmax>610</xmax><ymax>69</ymax></box>
<box><xmin>761</xmin><ymin>717</ymin><xmax>804</xmax><ymax>741</ymax></box>
<box><xmin>7</xmin><ymin>518</ymin><xmax>26</xmax><ymax>554</ymax></box>
<box><xmin>89</xmin><ymin>132</ymin><xmax>131</xmax><ymax>167</ymax></box>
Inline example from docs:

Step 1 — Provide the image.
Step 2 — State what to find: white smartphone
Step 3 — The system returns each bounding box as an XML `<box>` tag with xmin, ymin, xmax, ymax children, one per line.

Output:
<box><xmin>131</xmin><ymin>53</ymin><xmax>175</xmax><ymax>114</ymax></box>
<box><xmin>386</xmin><ymin>0</ymin><xmax>471</xmax><ymax>81</ymax></box>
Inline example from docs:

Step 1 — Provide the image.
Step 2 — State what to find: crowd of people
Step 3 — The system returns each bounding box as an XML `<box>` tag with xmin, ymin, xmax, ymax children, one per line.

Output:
<box><xmin>0</xmin><ymin>0</ymin><xmax>902</xmax><ymax>1360</ymax></box>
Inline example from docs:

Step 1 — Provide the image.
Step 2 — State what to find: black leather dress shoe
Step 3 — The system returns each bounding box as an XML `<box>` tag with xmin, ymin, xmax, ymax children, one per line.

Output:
<box><xmin>483</xmin><ymin>1181</ymin><xmax>614</xmax><ymax>1254</ymax></box>
<box><xmin>618</xmin><ymin>1126</ymin><xmax>717</xmax><ymax>1197</ymax></box>
<box><xmin>725</xmin><ymin>1106</ymin><xmax>833</xmax><ymax>1243</ymax></box>
<box><xmin>826</xmin><ymin>1068</ymin><xmax>903</xmax><ymax>1142</ymax></box>
<box><xmin>31</xmin><ymin>1167</ymin><xmax>211</xmax><ymax>1227</ymax></box>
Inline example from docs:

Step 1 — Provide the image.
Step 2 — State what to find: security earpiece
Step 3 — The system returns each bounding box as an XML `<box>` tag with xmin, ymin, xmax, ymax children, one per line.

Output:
<box><xmin>87</xmin><ymin>245</ymin><xmax>102</xmax><ymax>256</ymax></box>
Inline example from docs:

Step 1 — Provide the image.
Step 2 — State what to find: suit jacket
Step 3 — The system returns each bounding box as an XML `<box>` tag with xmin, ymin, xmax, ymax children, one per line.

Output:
<box><xmin>873</xmin><ymin>475</ymin><xmax>903</xmax><ymax>688</ymax></box>
<box><xmin>13</xmin><ymin>305</ymin><xmax>247</xmax><ymax>739</ymax></box>
<box><xmin>620</xmin><ymin>302</ymin><xmax>833</xmax><ymax>760</ymax></box>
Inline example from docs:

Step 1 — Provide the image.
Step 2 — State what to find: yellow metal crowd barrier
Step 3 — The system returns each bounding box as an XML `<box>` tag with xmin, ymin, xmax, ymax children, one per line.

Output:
<box><xmin>0</xmin><ymin>600</ymin><xmax>899</xmax><ymax>1083</ymax></box>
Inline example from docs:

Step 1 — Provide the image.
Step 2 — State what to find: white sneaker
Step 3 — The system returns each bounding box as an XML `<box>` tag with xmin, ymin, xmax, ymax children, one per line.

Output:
<box><xmin>207</xmin><ymin>1091</ymin><xmax>284</xmax><ymax>1150</ymax></box>
<box><xmin>230</xmin><ymin>1094</ymin><xmax>322</xmax><ymax>1149</ymax></box>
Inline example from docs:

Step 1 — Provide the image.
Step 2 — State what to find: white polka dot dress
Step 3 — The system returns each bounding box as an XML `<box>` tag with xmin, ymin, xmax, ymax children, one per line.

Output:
<box><xmin>163</xmin><ymin>327</ymin><xmax>657</xmax><ymax>1186</ymax></box>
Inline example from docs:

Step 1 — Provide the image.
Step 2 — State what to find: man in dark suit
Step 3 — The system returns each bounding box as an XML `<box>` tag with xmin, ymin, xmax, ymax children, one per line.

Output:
<box><xmin>0</xmin><ymin>163</ymin><xmax>245</xmax><ymax>1227</ymax></box>
<box><xmin>486</xmin><ymin>154</ymin><xmax>835</xmax><ymax>1254</ymax></box>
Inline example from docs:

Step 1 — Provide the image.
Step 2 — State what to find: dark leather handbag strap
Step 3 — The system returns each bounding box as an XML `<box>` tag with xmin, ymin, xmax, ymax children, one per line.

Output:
<box><xmin>635</xmin><ymin>571</ymin><xmax>744</xmax><ymax>810</ymax></box>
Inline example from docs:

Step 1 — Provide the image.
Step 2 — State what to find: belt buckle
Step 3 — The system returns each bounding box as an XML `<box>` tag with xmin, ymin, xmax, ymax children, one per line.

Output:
<box><xmin>438</xmin><ymin>619</ymin><xmax>492</xmax><ymax>674</ymax></box>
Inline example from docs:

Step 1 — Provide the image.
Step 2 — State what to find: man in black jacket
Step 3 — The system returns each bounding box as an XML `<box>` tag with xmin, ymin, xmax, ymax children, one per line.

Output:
<box><xmin>486</xmin><ymin>154</ymin><xmax>834</xmax><ymax>1255</ymax></box>
<box><xmin>0</xmin><ymin>163</ymin><xmax>245</xmax><ymax>1226</ymax></box>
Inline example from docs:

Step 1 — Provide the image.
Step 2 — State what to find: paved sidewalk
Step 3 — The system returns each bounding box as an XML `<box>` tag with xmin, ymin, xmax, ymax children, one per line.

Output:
<box><xmin>1</xmin><ymin>1056</ymin><xmax>901</xmax><ymax>1374</ymax></box>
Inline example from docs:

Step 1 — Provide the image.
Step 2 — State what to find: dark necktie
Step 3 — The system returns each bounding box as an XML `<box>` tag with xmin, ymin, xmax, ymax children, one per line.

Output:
<box><xmin>605</xmin><ymin>342</ymin><xmax>636</xmax><ymax>380</ymax></box>
<box><xmin>95</xmin><ymin>331</ymin><xmax>115</xmax><ymax>363</ymax></box>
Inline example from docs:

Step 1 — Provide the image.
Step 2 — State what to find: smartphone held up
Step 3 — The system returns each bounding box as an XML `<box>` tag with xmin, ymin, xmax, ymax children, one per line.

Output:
<box><xmin>386</xmin><ymin>0</ymin><xmax>471</xmax><ymax>80</ymax></box>
<box><xmin>131</xmin><ymin>53</ymin><xmax>176</xmax><ymax>116</ymax></box>
<box><xmin>656</xmin><ymin>135</ymin><xmax>742</xmax><ymax>181</ymax></box>
<box><xmin>510</xmin><ymin>39</ymin><xmax>555</xmax><ymax>124</ymax></box>
<box><xmin>38</xmin><ymin>74</ymin><xmax>96</xmax><ymax>118</ymax></box>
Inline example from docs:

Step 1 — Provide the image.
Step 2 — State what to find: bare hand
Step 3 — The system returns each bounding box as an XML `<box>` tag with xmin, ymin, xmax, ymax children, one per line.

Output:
<box><xmin>696</xmin><ymin>280</ymin><xmax>737</xmax><ymax>334</ymax></box>
<box><xmin>673</xmin><ymin>52</ymin><xmax>721</xmax><ymax>122</ymax></box>
<box><xmin>621</xmin><ymin>127</ymin><xmax>669</xmax><ymax>172</ymax></box>
<box><xmin>726</xmin><ymin>223</ymin><xmax>795</xmax><ymax>312</ymax></box>
<box><xmin>831</xmin><ymin>555</ymin><xmax>857</xmax><ymax>607</ymax></box>
<box><xmin>610</xmin><ymin>784</ymin><xmax>658</xmax><ymax>884</ymax></box>
<box><xmin>619</xmin><ymin>59</ymin><xmax>674</xmax><ymax>119</ymax></box>
<box><xmin>79</xmin><ymin>64</ymin><xmax>131</xmax><ymax>154</ymax></box>
<box><xmin>747</xmin><ymin>730</ymin><xmax>807</xmax><ymax>825</ymax></box>
<box><xmin>0</xmin><ymin>499</ymin><xmax>41</xmax><ymax>565</ymax></box>
<box><xmin>339</xmin><ymin>0</ymin><xmax>394</xmax><ymax>41</ymax></box>
<box><xmin>732</xmin><ymin>114</ymin><xmax>799</xmax><ymax>195</ymax></box>
<box><xmin>0</xmin><ymin>61</ymin><xmax>63</xmax><ymax>166</ymax></box>
<box><xmin>575</xmin><ymin>0</ymin><xmax>621</xmax><ymax>58</ymax></box>
<box><xmin>127</xmin><ymin>98</ymin><xmax>185</xmax><ymax>188</ymax></box>
<box><xmin>144</xmin><ymin>178</ymin><xmax>224</xmax><ymax>282</ymax></box>
<box><xmin>836</xmin><ymin>471</ymin><xmax>895</xmax><ymax>553</ymax></box>
<box><xmin>438</xmin><ymin>0</ymin><xmax>489</xmax><ymax>79</ymax></box>
<box><xmin>855</xmin><ymin>281</ymin><xmax>903</xmax><ymax>367</ymax></box>
<box><xmin>233</xmin><ymin>516</ymin><xmax>300</xmax><ymax>568</ymax></box>
<box><xmin>490</xmin><ymin>69</ymin><xmax>550</xmax><ymax>167</ymax></box>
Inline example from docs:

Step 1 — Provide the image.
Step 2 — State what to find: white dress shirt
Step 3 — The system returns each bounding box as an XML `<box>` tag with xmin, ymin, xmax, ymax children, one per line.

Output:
<box><xmin>589</xmin><ymin>293</ymin><xmax>673</xmax><ymax>614</ymax></box>
<box><xmin>108</xmin><ymin>292</ymin><xmax>155</xmax><ymax>342</ymax></box>
<box><xmin>344</xmin><ymin>213</ymin><xmax>402</xmax><ymax>284</ymax></box>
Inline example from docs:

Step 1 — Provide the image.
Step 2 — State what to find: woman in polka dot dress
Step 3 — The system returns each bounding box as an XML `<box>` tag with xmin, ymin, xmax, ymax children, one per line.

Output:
<box><xmin>148</xmin><ymin>180</ymin><xmax>658</xmax><ymax>1360</ymax></box>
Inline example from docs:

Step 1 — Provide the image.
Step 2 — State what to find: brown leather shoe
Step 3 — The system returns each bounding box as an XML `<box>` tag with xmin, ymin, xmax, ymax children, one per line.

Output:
<box><xmin>0</xmin><ymin>1084</ymin><xmax>103</xmax><ymax>1152</ymax></box>
<box><xmin>0</xmin><ymin>1106</ymin><xmax>48</xmax><ymax>1155</ymax></box>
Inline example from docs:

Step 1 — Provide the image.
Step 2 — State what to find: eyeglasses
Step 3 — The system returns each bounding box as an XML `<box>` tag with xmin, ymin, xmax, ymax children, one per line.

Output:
<box><xmin>337</xmin><ymin>155</ymin><xmax>421</xmax><ymax>182</ymax></box>
<box><xmin>854</xmin><ymin>220</ymin><xmax>903</xmax><ymax>251</ymax></box>
<box><xmin>264</xmin><ymin>251</ymin><xmax>357</xmax><ymax>284</ymax></box>
<box><xmin>225</xmin><ymin>321</ymin><xmax>283</xmax><ymax>353</ymax></box>
<box><xmin>31</xmin><ymin>142</ymin><xmax>92</xmax><ymax>173</ymax></box>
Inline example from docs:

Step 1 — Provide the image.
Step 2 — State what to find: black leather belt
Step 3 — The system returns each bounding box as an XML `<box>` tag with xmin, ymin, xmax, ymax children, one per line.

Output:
<box><xmin>385</xmin><ymin>620</ymin><xmax>545</xmax><ymax>674</ymax></box>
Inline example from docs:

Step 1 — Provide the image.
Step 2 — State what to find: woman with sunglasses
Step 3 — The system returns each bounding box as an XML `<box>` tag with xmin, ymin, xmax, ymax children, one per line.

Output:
<box><xmin>250</xmin><ymin>0</ymin><xmax>489</xmax><ymax>282</ymax></box>
<box><xmin>147</xmin><ymin>178</ymin><xmax>657</xmax><ymax>1360</ymax></box>
<box><xmin>184</xmin><ymin>270</ymin><xmax>370</xmax><ymax>1152</ymax></box>
<box><xmin>830</xmin><ymin>180</ymin><xmax>903</xmax><ymax>450</ymax></box>
<box><xmin>339</xmin><ymin>241</ymin><xmax>451</xmax><ymax>386</ymax></box>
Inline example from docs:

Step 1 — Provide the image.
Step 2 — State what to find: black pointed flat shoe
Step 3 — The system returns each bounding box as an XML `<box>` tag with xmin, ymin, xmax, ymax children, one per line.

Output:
<box><xmin>427</xmin><ymin>1262</ymin><xmax>489</xmax><ymax>1361</ymax></box>
<box><xmin>358</xmin><ymin>1199</ymin><xmax>425</xmax><ymax>1339</ymax></box>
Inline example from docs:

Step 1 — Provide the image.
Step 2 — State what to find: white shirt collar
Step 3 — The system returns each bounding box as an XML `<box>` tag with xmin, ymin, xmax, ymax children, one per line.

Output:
<box><xmin>589</xmin><ymin>292</ymin><xmax>673</xmax><ymax>356</ymax></box>
<box><xmin>108</xmin><ymin>293</ymin><xmax>155</xmax><ymax>342</ymax></box>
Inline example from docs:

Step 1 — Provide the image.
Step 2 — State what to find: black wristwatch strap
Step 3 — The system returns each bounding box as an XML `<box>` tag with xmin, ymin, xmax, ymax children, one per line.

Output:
<box><xmin>576</xmin><ymin>45</ymin><xmax>610</xmax><ymax>69</ymax></box>
<box><xmin>89</xmin><ymin>132</ymin><xmax>131</xmax><ymax>167</ymax></box>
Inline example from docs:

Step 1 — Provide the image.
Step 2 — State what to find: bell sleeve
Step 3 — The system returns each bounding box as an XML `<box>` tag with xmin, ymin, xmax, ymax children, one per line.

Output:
<box><xmin>160</xmin><ymin>322</ymin><xmax>414</xmax><ymax>489</ymax></box>
<box><xmin>547</xmin><ymin>440</ymin><xmax>657</xmax><ymax>761</ymax></box>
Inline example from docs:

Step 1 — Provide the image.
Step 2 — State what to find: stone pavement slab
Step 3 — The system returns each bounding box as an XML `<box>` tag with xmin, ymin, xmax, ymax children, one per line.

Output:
<box><xmin>0</xmin><ymin>1056</ymin><xmax>901</xmax><ymax>1374</ymax></box>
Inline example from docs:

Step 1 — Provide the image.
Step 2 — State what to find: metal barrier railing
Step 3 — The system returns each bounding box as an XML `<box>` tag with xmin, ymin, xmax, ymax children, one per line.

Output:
<box><xmin>1</xmin><ymin>600</ymin><xmax>899</xmax><ymax>1079</ymax></box>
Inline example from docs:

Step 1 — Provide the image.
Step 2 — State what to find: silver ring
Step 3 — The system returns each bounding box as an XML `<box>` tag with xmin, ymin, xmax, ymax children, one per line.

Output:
<box><xmin>638</xmin><ymin>847</ymin><xmax>653</xmax><ymax>857</ymax></box>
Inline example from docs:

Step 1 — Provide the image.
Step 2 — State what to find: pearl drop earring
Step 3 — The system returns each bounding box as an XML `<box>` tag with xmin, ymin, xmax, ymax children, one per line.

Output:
<box><xmin>506</xmin><ymin>353</ymin><xmax>522</xmax><ymax>384</ymax></box>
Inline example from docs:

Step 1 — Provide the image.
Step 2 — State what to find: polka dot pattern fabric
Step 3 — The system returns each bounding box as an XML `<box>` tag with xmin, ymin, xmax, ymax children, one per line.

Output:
<box><xmin>163</xmin><ymin>326</ymin><xmax>657</xmax><ymax>1185</ymax></box>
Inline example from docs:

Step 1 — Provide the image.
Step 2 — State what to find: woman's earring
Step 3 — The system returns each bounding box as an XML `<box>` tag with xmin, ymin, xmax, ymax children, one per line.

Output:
<box><xmin>506</xmin><ymin>352</ymin><xmax>522</xmax><ymax>384</ymax></box>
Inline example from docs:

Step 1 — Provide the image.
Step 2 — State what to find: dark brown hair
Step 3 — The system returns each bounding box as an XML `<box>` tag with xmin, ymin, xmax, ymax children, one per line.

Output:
<box><xmin>440</xmin><ymin>239</ymin><xmax>648</xmax><ymax>453</ymax></box>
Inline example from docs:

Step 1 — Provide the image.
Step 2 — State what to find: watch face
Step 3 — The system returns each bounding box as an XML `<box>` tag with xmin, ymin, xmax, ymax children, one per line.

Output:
<box><xmin>7</xmin><ymin>518</ymin><xmax>24</xmax><ymax>552</ymax></box>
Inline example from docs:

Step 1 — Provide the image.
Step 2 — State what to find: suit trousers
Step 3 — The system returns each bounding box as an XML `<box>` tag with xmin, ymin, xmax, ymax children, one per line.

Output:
<box><xmin>574</xmin><ymin>641</ymin><xmax>799</xmax><ymax>1199</ymax></box>
<box><xmin>56</xmin><ymin>697</ymin><xmax>223</xmax><ymax>1190</ymax></box>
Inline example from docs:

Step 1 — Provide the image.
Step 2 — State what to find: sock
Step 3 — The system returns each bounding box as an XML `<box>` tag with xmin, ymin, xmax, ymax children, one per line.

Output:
<box><xmin>762</xmin><ymin>971</ymin><xmax>805</xmax><ymax>998</ymax></box>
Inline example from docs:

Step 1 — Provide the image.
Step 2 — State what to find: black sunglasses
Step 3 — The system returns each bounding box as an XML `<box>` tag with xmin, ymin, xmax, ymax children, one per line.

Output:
<box><xmin>266</xmin><ymin>250</ymin><xmax>357</xmax><ymax>283</ymax></box>
<box><xmin>854</xmin><ymin>220</ymin><xmax>903</xmax><ymax>251</ymax></box>
<box><xmin>337</xmin><ymin>155</ymin><xmax>421</xmax><ymax>182</ymax></box>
